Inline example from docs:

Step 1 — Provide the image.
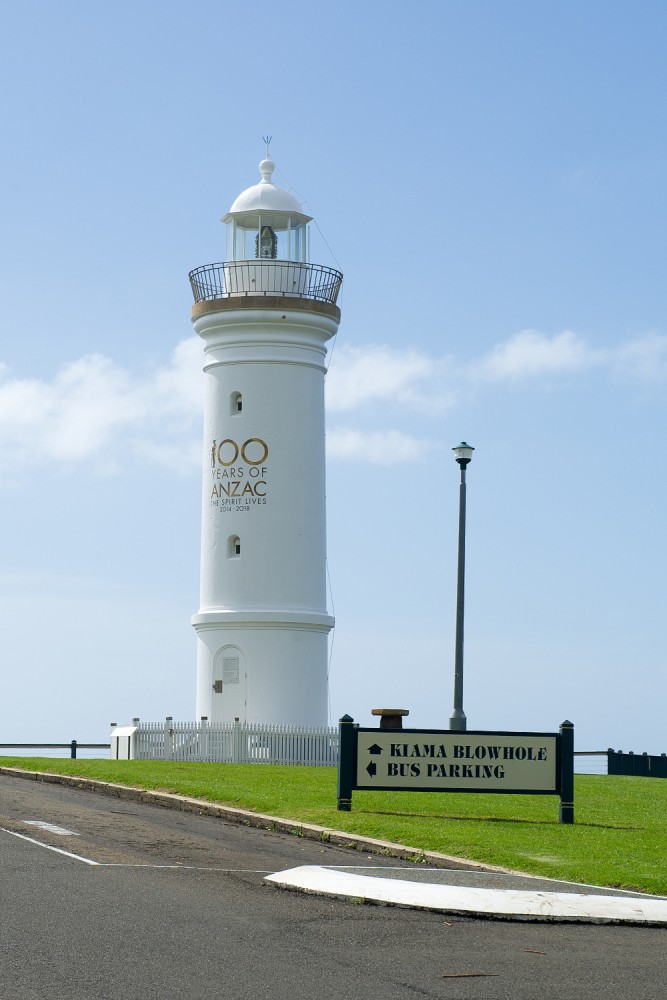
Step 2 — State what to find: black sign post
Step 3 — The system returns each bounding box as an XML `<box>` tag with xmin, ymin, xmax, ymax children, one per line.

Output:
<box><xmin>337</xmin><ymin>716</ymin><xmax>574</xmax><ymax>824</ymax></box>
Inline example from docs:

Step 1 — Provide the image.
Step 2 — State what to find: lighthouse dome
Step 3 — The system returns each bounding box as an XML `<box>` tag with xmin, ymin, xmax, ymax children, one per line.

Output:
<box><xmin>222</xmin><ymin>158</ymin><xmax>312</xmax><ymax>227</ymax></box>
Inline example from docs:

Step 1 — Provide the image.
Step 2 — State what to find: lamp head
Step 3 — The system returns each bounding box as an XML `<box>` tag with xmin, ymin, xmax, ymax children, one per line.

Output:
<box><xmin>453</xmin><ymin>442</ymin><xmax>474</xmax><ymax>467</ymax></box>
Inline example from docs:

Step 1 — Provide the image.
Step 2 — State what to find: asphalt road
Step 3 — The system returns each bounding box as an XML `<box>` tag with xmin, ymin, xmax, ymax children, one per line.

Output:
<box><xmin>1</xmin><ymin>773</ymin><xmax>665</xmax><ymax>999</ymax></box>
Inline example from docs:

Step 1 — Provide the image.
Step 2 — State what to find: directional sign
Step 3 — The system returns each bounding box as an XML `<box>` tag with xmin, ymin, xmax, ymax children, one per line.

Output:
<box><xmin>355</xmin><ymin>730</ymin><xmax>559</xmax><ymax>793</ymax></box>
<box><xmin>337</xmin><ymin>718</ymin><xmax>574</xmax><ymax>823</ymax></box>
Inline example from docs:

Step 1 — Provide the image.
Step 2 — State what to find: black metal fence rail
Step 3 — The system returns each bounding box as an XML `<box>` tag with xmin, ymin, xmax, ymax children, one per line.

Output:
<box><xmin>0</xmin><ymin>742</ymin><xmax>110</xmax><ymax>759</ymax></box>
<box><xmin>189</xmin><ymin>261</ymin><xmax>343</xmax><ymax>305</ymax></box>
<box><xmin>607</xmin><ymin>749</ymin><xmax>667</xmax><ymax>777</ymax></box>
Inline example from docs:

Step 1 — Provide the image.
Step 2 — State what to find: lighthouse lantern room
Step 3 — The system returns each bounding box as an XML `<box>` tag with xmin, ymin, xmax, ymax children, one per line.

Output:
<box><xmin>223</xmin><ymin>157</ymin><xmax>310</xmax><ymax>263</ymax></box>
<box><xmin>189</xmin><ymin>150</ymin><xmax>342</xmax><ymax>727</ymax></box>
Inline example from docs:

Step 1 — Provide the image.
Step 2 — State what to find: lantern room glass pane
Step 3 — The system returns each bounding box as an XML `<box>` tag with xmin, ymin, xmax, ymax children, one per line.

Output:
<box><xmin>233</xmin><ymin>226</ymin><xmax>244</xmax><ymax>260</ymax></box>
<box><xmin>292</xmin><ymin>223</ymin><xmax>305</xmax><ymax>262</ymax></box>
<box><xmin>244</xmin><ymin>227</ymin><xmax>258</xmax><ymax>259</ymax></box>
<box><xmin>226</xmin><ymin>217</ymin><xmax>309</xmax><ymax>262</ymax></box>
<box><xmin>275</xmin><ymin>230</ymin><xmax>289</xmax><ymax>260</ymax></box>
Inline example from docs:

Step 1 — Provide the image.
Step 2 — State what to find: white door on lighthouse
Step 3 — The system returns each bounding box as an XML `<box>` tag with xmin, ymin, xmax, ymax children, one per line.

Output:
<box><xmin>212</xmin><ymin>645</ymin><xmax>247</xmax><ymax>723</ymax></box>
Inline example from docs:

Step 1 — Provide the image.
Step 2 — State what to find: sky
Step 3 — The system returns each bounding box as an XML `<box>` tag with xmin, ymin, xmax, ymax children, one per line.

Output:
<box><xmin>0</xmin><ymin>0</ymin><xmax>666</xmax><ymax>755</ymax></box>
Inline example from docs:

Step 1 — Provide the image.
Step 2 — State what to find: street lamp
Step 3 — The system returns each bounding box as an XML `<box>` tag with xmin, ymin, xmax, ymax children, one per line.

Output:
<box><xmin>450</xmin><ymin>442</ymin><xmax>474</xmax><ymax>732</ymax></box>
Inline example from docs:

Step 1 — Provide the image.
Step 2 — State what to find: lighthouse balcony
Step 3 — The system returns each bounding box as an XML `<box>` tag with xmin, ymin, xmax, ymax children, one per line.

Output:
<box><xmin>189</xmin><ymin>261</ymin><xmax>342</xmax><ymax>307</ymax></box>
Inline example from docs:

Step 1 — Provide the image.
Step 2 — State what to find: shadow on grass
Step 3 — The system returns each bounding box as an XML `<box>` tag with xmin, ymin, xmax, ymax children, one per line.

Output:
<box><xmin>353</xmin><ymin>809</ymin><xmax>640</xmax><ymax>831</ymax></box>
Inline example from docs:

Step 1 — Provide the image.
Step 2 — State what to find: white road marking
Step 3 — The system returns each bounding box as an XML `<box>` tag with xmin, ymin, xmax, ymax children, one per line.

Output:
<box><xmin>100</xmin><ymin>864</ymin><xmax>274</xmax><ymax>871</ymax></box>
<box><xmin>1</xmin><ymin>829</ymin><xmax>275</xmax><ymax>871</ymax></box>
<box><xmin>0</xmin><ymin>827</ymin><xmax>99</xmax><ymax>865</ymax></box>
<box><xmin>264</xmin><ymin>865</ymin><xmax>667</xmax><ymax>926</ymax></box>
<box><xmin>317</xmin><ymin>866</ymin><xmax>666</xmax><ymax>899</ymax></box>
<box><xmin>23</xmin><ymin>820</ymin><xmax>80</xmax><ymax>836</ymax></box>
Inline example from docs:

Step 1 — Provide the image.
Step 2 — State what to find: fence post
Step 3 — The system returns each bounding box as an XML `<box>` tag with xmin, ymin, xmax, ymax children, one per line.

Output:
<box><xmin>70</xmin><ymin>740</ymin><xmax>77</xmax><ymax>760</ymax></box>
<box><xmin>337</xmin><ymin>715</ymin><xmax>356</xmax><ymax>811</ymax></box>
<box><xmin>559</xmin><ymin>720</ymin><xmax>574</xmax><ymax>824</ymax></box>
<box><xmin>233</xmin><ymin>718</ymin><xmax>242</xmax><ymax>763</ymax></box>
<box><xmin>129</xmin><ymin>722</ymin><xmax>140</xmax><ymax>760</ymax></box>
<box><xmin>200</xmin><ymin>717</ymin><xmax>209</xmax><ymax>761</ymax></box>
<box><xmin>607</xmin><ymin>748</ymin><xmax>614</xmax><ymax>775</ymax></box>
<box><xmin>165</xmin><ymin>717</ymin><xmax>174</xmax><ymax>761</ymax></box>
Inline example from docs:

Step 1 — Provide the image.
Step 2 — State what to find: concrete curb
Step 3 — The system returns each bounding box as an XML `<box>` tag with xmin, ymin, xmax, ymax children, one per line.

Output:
<box><xmin>0</xmin><ymin>764</ymin><xmax>518</xmax><ymax>875</ymax></box>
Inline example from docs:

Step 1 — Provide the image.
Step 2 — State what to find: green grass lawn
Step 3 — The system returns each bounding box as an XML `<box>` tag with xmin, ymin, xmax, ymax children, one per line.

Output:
<box><xmin>2</xmin><ymin>758</ymin><xmax>666</xmax><ymax>895</ymax></box>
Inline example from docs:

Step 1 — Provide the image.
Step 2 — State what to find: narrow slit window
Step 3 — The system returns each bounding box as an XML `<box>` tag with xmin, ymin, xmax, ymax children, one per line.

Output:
<box><xmin>227</xmin><ymin>535</ymin><xmax>241</xmax><ymax>558</ymax></box>
<box><xmin>231</xmin><ymin>391</ymin><xmax>242</xmax><ymax>415</ymax></box>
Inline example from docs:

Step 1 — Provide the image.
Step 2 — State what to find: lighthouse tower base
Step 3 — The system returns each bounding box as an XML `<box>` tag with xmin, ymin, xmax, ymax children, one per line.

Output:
<box><xmin>193</xmin><ymin>613</ymin><xmax>333</xmax><ymax>726</ymax></box>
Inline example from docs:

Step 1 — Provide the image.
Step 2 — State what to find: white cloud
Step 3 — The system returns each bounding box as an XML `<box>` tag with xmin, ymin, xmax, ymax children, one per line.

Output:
<box><xmin>472</xmin><ymin>330</ymin><xmax>597</xmax><ymax>381</ymax></box>
<box><xmin>0</xmin><ymin>338</ymin><xmax>202</xmax><ymax>481</ymax></box>
<box><xmin>471</xmin><ymin>329</ymin><xmax>667</xmax><ymax>385</ymax></box>
<box><xmin>150</xmin><ymin>337</ymin><xmax>202</xmax><ymax>413</ymax></box>
<box><xmin>608</xmin><ymin>332</ymin><xmax>667</xmax><ymax>383</ymax></box>
<box><xmin>326</xmin><ymin>343</ymin><xmax>452</xmax><ymax>413</ymax></box>
<box><xmin>327</xmin><ymin>428</ymin><xmax>429</xmax><ymax>464</ymax></box>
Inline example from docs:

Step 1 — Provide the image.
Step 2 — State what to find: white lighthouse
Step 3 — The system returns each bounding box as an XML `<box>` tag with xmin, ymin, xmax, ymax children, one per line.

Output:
<box><xmin>189</xmin><ymin>151</ymin><xmax>342</xmax><ymax>727</ymax></box>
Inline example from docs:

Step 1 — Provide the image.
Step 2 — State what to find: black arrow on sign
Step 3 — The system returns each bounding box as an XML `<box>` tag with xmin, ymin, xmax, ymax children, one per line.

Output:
<box><xmin>366</xmin><ymin>762</ymin><xmax>377</xmax><ymax>778</ymax></box>
<box><xmin>367</xmin><ymin>744</ymin><xmax>383</xmax><ymax>755</ymax></box>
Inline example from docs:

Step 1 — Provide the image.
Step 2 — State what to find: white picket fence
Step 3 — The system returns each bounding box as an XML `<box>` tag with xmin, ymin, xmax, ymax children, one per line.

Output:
<box><xmin>125</xmin><ymin>723</ymin><xmax>609</xmax><ymax>771</ymax></box>
<box><xmin>132</xmin><ymin>720</ymin><xmax>339</xmax><ymax>766</ymax></box>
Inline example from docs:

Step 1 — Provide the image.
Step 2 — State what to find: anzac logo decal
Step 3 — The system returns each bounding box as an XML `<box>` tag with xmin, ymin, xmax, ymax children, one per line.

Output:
<box><xmin>209</xmin><ymin>437</ymin><xmax>269</xmax><ymax>512</ymax></box>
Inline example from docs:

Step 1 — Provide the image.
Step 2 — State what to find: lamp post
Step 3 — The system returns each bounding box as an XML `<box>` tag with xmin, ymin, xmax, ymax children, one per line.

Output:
<box><xmin>450</xmin><ymin>442</ymin><xmax>474</xmax><ymax>732</ymax></box>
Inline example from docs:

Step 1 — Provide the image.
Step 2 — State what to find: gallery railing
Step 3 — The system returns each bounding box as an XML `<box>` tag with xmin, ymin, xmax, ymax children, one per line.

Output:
<box><xmin>189</xmin><ymin>261</ymin><xmax>343</xmax><ymax>306</ymax></box>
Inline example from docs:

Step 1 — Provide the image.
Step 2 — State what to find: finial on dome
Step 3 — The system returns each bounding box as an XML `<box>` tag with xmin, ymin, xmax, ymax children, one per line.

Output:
<box><xmin>259</xmin><ymin>136</ymin><xmax>275</xmax><ymax>183</ymax></box>
<box><xmin>259</xmin><ymin>157</ymin><xmax>275</xmax><ymax>184</ymax></box>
